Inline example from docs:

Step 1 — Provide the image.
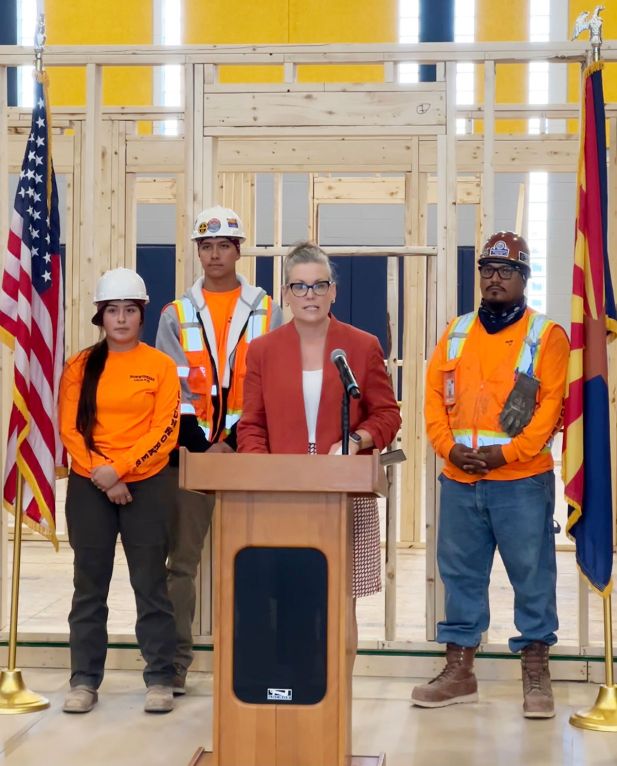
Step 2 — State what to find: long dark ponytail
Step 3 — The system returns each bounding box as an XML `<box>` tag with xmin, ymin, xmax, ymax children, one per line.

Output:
<box><xmin>76</xmin><ymin>339</ymin><xmax>109</xmax><ymax>456</ymax></box>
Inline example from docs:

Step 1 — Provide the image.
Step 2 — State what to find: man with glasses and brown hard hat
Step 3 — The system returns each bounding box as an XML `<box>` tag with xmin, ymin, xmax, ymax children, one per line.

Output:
<box><xmin>413</xmin><ymin>231</ymin><xmax>569</xmax><ymax>718</ymax></box>
<box><xmin>156</xmin><ymin>205</ymin><xmax>282</xmax><ymax>694</ymax></box>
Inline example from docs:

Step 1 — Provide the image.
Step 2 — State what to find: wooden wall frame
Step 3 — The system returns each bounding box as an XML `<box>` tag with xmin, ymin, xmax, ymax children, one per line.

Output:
<box><xmin>0</xmin><ymin>41</ymin><xmax>614</xmax><ymax>654</ymax></box>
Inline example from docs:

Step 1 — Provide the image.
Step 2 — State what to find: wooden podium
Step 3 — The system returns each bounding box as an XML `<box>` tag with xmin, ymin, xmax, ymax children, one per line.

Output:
<box><xmin>179</xmin><ymin>449</ymin><xmax>387</xmax><ymax>766</ymax></box>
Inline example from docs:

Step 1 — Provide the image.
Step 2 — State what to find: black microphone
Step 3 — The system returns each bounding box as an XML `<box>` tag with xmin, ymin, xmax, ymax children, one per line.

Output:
<box><xmin>330</xmin><ymin>348</ymin><xmax>361</xmax><ymax>399</ymax></box>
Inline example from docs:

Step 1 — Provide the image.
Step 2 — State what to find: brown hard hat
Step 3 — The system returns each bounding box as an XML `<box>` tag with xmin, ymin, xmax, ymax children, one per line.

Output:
<box><xmin>479</xmin><ymin>231</ymin><xmax>531</xmax><ymax>271</ymax></box>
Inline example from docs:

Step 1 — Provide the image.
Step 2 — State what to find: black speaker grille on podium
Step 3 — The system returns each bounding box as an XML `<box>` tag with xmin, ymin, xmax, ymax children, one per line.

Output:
<box><xmin>233</xmin><ymin>547</ymin><xmax>328</xmax><ymax>705</ymax></box>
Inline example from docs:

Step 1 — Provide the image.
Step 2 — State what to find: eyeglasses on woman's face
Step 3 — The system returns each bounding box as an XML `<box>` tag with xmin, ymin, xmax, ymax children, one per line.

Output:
<box><xmin>286</xmin><ymin>280</ymin><xmax>333</xmax><ymax>297</ymax></box>
<box><xmin>478</xmin><ymin>263</ymin><xmax>519</xmax><ymax>280</ymax></box>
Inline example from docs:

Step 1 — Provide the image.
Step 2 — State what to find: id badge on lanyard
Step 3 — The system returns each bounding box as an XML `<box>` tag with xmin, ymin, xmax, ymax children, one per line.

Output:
<box><xmin>444</xmin><ymin>370</ymin><xmax>456</xmax><ymax>406</ymax></box>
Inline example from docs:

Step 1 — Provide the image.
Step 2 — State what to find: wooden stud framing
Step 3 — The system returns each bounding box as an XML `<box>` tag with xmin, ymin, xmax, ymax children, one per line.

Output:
<box><xmin>79</xmin><ymin>63</ymin><xmax>102</xmax><ymax>350</ymax></box>
<box><xmin>400</xmin><ymin>161</ymin><xmax>424</xmax><ymax>547</ymax></box>
<box><xmin>384</xmin><ymin>252</ymin><xmax>399</xmax><ymax>642</ymax></box>
<box><xmin>482</xmin><ymin>60</ymin><xmax>496</xmax><ymax>243</ymax></box>
<box><xmin>175</xmin><ymin>173</ymin><xmax>186</xmax><ymax>294</ymax></box>
<box><xmin>0</xmin><ymin>42</ymin><xmax>609</xmax><ymax>655</ymax></box>
<box><xmin>272</xmin><ymin>172</ymin><xmax>284</xmax><ymax>310</ymax></box>
<box><xmin>124</xmin><ymin>173</ymin><xmax>137</xmax><ymax>271</ymax></box>
<box><xmin>183</xmin><ymin>61</ymin><xmax>196</xmax><ymax>292</ymax></box>
<box><xmin>69</xmin><ymin>121</ymin><xmax>82</xmax><ymax>354</ymax></box>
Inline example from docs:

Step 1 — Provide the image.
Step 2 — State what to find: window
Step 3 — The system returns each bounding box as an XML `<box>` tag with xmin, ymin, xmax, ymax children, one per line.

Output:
<box><xmin>527</xmin><ymin>3</ymin><xmax>550</xmax><ymax>312</ymax></box>
<box><xmin>455</xmin><ymin>0</ymin><xmax>475</xmax><ymax>134</ymax></box>
<box><xmin>16</xmin><ymin>0</ymin><xmax>37</xmax><ymax>107</ymax></box>
<box><xmin>154</xmin><ymin>0</ymin><xmax>182</xmax><ymax>135</ymax></box>
<box><xmin>527</xmin><ymin>168</ymin><xmax>548</xmax><ymax>313</ymax></box>
<box><xmin>398</xmin><ymin>0</ymin><xmax>419</xmax><ymax>84</ymax></box>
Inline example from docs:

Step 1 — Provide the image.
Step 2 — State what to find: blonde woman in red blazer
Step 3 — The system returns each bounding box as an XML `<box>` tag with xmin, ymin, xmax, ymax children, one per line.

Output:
<box><xmin>238</xmin><ymin>243</ymin><xmax>401</xmax><ymax>610</ymax></box>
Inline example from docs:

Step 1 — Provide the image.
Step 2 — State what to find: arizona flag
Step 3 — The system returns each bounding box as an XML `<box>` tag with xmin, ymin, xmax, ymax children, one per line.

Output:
<box><xmin>0</xmin><ymin>71</ymin><xmax>66</xmax><ymax>548</ymax></box>
<box><xmin>562</xmin><ymin>62</ymin><xmax>617</xmax><ymax>596</ymax></box>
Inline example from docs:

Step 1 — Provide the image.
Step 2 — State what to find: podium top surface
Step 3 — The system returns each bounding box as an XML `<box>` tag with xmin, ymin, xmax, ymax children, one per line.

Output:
<box><xmin>178</xmin><ymin>449</ymin><xmax>387</xmax><ymax>496</ymax></box>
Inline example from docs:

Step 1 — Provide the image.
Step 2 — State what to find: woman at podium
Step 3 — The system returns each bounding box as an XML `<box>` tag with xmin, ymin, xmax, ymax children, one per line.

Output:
<box><xmin>238</xmin><ymin>242</ymin><xmax>401</xmax><ymax>603</ymax></box>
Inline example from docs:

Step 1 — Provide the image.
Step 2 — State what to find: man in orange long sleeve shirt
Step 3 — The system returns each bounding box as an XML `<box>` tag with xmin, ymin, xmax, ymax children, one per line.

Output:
<box><xmin>412</xmin><ymin>232</ymin><xmax>569</xmax><ymax>719</ymax></box>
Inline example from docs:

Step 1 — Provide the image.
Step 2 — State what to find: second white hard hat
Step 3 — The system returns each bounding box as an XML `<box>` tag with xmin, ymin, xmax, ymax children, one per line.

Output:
<box><xmin>191</xmin><ymin>205</ymin><xmax>246</xmax><ymax>242</ymax></box>
<box><xmin>93</xmin><ymin>268</ymin><xmax>150</xmax><ymax>305</ymax></box>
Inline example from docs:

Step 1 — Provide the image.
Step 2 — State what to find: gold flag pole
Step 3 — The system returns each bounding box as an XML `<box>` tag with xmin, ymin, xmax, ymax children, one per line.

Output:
<box><xmin>0</xmin><ymin>11</ymin><xmax>50</xmax><ymax>714</ymax></box>
<box><xmin>0</xmin><ymin>468</ymin><xmax>49</xmax><ymax>713</ymax></box>
<box><xmin>570</xmin><ymin>595</ymin><xmax>617</xmax><ymax>731</ymax></box>
<box><xmin>569</xmin><ymin>6</ymin><xmax>617</xmax><ymax>732</ymax></box>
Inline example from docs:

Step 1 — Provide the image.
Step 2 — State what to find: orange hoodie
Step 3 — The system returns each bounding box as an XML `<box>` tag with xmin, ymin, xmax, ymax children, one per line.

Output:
<box><xmin>425</xmin><ymin>309</ymin><xmax>569</xmax><ymax>483</ymax></box>
<box><xmin>59</xmin><ymin>342</ymin><xmax>180</xmax><ymax>482</ymax></box>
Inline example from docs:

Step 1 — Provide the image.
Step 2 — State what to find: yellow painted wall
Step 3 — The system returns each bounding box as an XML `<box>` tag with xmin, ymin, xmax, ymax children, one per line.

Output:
<box><xmin>184</xmin><ymin>0</ymin><xmax>287</xmax><ymax>83</ymax></box>
<box><xmin>476</xmin><ymin>0</ymin><xmax>528</xmax><ymax>134</ymax></box>
<box><xmin>290</xmin><ymin>0</ymin><xmax>396</xmax><ymax>83</ymax></box>
<box><xmin>185</xmin><ymin>0</ymin><xmax>396</xmax><ymax>84</ymax></box>
<box><xmin>46</xmin><ymin>0</ymin><xmax>153</xmax><ymax>107</ymax></box>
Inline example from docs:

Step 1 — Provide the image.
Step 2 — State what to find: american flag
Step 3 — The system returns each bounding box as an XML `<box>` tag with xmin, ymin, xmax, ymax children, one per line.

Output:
<box><xmin>0</xmin><ymin>71</ymin><xmax>66</xmax><ymax>549</ymax></box>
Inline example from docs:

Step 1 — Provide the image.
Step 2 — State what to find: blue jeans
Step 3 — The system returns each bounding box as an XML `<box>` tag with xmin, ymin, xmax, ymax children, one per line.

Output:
<box><xmin>436</xmin><ymin>472</ymin><xmax>558</xmax><ymax>653</ymax></box>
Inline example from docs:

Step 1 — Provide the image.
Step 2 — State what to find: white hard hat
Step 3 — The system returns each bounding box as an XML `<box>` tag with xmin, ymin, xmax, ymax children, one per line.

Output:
<box><xmin>191</xmin><ymin>205</ymin><xmax>246</xmax><ymax>242</ymax></box>
<box><xmin>93</xmin><ymin>268</ymin><xmax>149</xmax><ymax>305</ymax></box>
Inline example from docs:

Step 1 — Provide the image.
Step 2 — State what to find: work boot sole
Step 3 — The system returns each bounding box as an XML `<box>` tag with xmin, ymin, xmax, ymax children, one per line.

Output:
<box><xmin>411</xmin><ymin>691</ymin><xmax>478</xmax><ymax>708</ymax></box>
<box><xmin>524</xmin><ymin>708</ymin><xmax>555</xmax><ymax>719</ymax></box>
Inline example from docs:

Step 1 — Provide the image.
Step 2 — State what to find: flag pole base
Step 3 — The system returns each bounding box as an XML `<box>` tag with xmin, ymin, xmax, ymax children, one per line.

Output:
<box><xmin>570</xmin><ymin>685</ymin><xmax>617</xmax><ymax>732</ymax></box>
<box><xmin>0</xmin><ymin>669</ymin><xmax>49</xmax><ymax>714</ymax></box>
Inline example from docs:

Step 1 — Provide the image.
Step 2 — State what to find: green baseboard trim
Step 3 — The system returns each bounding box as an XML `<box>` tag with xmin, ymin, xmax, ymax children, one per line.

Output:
<box><xmin>356</xmin><ymin>648</ymin><xmax>606</xmax><ymax>662</ymax></box>
<box><xmin>0</xmin><ymin>640</ymin><xmax>607</xmax><ymax>663</ymax></box>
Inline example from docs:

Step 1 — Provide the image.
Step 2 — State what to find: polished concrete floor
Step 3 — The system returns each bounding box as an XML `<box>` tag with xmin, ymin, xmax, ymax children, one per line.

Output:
<box><xmin>0</xmin><ymin>670</ymin><xmax>615</xmax><ymax>765</ymax></box>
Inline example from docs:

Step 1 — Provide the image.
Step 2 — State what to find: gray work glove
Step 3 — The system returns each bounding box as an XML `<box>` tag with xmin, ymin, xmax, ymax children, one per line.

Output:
<box><xmin>499</xmin><ymin>372</ymin><xmax>540</xmax><ymax>437</ymax></box>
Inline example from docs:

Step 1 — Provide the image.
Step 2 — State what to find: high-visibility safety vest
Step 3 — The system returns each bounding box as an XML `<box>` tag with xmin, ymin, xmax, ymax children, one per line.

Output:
<box><xmin>444</xmin><ymin>309</ymin><xmax>554</xmax><ymax>451</ymax></box>
<box><xmin>172</xmin><ymin>278</ymin><xmax>275</xmax><ymax>442</ymax></box>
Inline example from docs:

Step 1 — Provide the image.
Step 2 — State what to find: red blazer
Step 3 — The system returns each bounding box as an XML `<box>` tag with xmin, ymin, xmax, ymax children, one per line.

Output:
<box><xmin>237</xmin><ymin>317</ymin><xmax>401</xmax><ymax>454</ymax></box>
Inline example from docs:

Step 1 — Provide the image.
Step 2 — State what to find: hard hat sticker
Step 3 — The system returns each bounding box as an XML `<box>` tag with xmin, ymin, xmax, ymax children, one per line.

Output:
<box><xmin>227</xmin><ymin>218</ymin><xmax>239</xmax><ymax>228</ymax></box>
<box><xmin>518</xmin><ymin>250</ymin><xmax>530</xmax><ymax>264</ymax></box>
<box><xmin>198</xmin><ymin>222</ymin><xmax>208</xmax><ymax>234</ymax></box>
<box><xmin>489</xmin><ymin>240</ymin><xmax>510</xmax><ymax>258</ymax></box>
<box><xmin>207</xmin><ymin>218</ymin><xmax>221</xmax><ymax>233</ymax></box>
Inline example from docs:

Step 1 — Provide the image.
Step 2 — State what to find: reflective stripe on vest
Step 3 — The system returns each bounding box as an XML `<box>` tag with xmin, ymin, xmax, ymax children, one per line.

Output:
<box><xmin>446</xmin><ymin>312</ymin><xmax>476</xmax><ymax>360</ymax></box>
<box><xmin>225</xmin><ymin>411</ymin><xmax>241</xmax><ymax>431</ymax></box>
<box><xmin>452</xmin><ymin>429</ymin><xmax>511</xmax><ymax>447</ymax></box>
<box><xmin>447</xmin><ymin>311</ymin><xmax>553</xmax><ymax>370</ymax></box>
<box><xmin>515</xmin><ymin>312</ymin><xmax>553</xmax><ymax>377</ymax></box>
<box><xmin>246</xmin><ymin>296</ymin><xmax>271</xmax><ymax>342</ymax></box>
<box><xmin>447</xmin><ymin>310</ymin><xmax>554</xmax><ymax>451</ymax></box>
<box><xmin>176</xmin><ymin>298</ymin><xmax>204</xmax><ymax>353</ymax></box>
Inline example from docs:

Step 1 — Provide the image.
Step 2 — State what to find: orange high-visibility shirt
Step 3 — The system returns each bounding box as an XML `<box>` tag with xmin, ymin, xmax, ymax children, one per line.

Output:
<box><xmin>203</xmin><ymin>286</ymin><xmax>241</xmax><ymax>378</ymax></box>
<box><xmin>59</xmin><ymin>342</ymin><xmax>180</xmax><ymax>482</ymax></box>
<box><xmin>425</xmin><ymin>310</ymin><xmax>570</xmax><ymax>482</ymax></box>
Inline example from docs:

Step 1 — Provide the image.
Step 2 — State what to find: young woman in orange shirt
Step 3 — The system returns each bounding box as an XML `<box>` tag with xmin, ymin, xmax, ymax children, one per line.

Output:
<box><xmin>59</xmin><ymin>268</ymin><xmax>180</xmax><ymax>715</ymax></box>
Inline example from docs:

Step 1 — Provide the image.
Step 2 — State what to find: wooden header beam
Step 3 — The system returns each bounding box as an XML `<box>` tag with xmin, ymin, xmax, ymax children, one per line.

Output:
<box><xmin>0</xmin><ymin>40</ymin><xmax>602</xmax><ymax>66</ymax></box>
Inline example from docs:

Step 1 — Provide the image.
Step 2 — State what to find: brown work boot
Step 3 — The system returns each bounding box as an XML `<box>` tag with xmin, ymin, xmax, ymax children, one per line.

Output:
<box><xmin>521</xmin><ymin>641</ymin><xmax>555</xmax><ymax>719</ymax></box>
<box><xmin>172</xmin><ymin>668</ymin><xmax>186</xmax><ymax>697</ymax></box>
<box><xmin>144</xmin><ymin>685</ymin><xmax>174</xmax><ymax>714</ymax></box>
<box><xmin>63</xmin><ymin>685</ymin><xmax>98</xmax><ymax>714</ymax></box>
<box><xmin>411</xmin><ymin>643</ymin><xmax>479</xmax><ymax>708</ymax></box>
